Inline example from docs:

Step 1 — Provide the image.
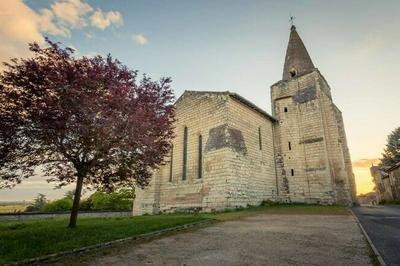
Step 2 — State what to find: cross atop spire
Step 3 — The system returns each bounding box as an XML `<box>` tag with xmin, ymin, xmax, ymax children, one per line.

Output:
<box><xmin>289</xmin><ymin>16</ymin><xmax>296</xmax><ymax>31</ymax></box>
<box><xmin>282</xmin><ymin>24</ymin><xmax>315</xmax><ymax>80</ymax></box>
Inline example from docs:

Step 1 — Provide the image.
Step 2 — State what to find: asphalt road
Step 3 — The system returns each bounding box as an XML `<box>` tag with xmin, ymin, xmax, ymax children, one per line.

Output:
<box><xmin>352</xmin><ymin>205</ymin><xmax>400</xmax><ymax>266</ymax></box>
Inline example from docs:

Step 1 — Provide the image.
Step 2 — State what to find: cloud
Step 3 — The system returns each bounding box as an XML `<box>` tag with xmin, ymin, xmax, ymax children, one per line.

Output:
<box><xmin>51</xmin><ymin>0</ymin><xmax>93</xmax><ymax>28</ymax></box>
<box><xmin>0</xmin><ymin>0</ymin><xmax>44</xmax><ymax>68</ymax></box>
<box><xmin>132</xmin><ymin>34</ymin><xmax>148</xmax><ymax>45</ymax></box>
<box><xmin>0</xmin><ymin>0</ymin><xmax>124</xmax><ymax>69</ymax></box>
<box><xmin>90</xmin><ymin>9</ymin><xmax>123</xmax><ymax>30</ymax></box>
<box><xmin>38</xmin><ymin>8</ymin><xmax>70</xmax><ymax>37</ymax></box>
<box><xmin>0</xmin><ymin>1</ymin><xmax>44</xmax><ymax>43</ymax></box>
<box><xmin>85</xmin><ymin>32</ymin><xmax>94</xmax><ymax>39</ymax></box>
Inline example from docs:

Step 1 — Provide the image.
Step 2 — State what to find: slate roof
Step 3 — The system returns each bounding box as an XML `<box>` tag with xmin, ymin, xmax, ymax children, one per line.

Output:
<box><xmin>282</xmin><ymin>25</ymin><xmax>316</xmax><ymax>80</ymax></box>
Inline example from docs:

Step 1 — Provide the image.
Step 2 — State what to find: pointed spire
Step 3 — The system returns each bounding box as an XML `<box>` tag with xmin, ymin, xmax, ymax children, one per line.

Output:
<box><xmin>282</xmin><ymin>25</ymin><xmax>315</xmax><ymax>80</ymax></box>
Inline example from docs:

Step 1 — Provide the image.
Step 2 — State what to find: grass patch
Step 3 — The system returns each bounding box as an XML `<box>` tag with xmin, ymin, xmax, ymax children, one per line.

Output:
<box><xmin>0</xmin><ymin>204</ymin><xmax>348</xmax><ymax>264</ymax></box>
<box><xmin>0</xmin><ymin>214</ymin><xmax>208</xmax><ymax>264</ymax></box>
<box><xmin>205</xmin><ymin>204</ymin><xmax>349</xmax><ymax>221</ymax></box>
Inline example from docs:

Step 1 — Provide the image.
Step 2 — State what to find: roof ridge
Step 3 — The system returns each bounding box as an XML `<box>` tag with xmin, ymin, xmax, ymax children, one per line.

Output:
<box><xmin>176</xmin><ymin>90</ymin><xmax>277</xmax><ymax>122</ymax></box>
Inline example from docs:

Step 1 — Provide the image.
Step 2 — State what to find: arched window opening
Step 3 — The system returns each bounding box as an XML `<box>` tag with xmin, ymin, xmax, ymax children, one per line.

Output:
<box><xmin>169</xmin><ymin>144</ymin><xmax>173</xmax><ymax>182</ymax></box>
<box><xmin>182</xmin><ymin>127</ymin><xmax>188</xmax><ymax>180</ymax></box>
<box><xmin>198</xmin><ymin>135</ymin><xmax>203</xmax><ymax>179</ymax></box>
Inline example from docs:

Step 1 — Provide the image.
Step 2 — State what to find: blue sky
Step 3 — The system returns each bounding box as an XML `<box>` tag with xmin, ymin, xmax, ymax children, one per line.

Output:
<box><xmin>1</xmin><ymin>0</ymin><xmax>399</xmax><ymax>200</ymax></box>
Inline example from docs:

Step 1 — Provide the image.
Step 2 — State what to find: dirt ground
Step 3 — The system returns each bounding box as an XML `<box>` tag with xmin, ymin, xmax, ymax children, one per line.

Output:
<box><xmin>60</xmin><ymin>213</ymin><xmax>372</xmax><ymax>266</ymax></box>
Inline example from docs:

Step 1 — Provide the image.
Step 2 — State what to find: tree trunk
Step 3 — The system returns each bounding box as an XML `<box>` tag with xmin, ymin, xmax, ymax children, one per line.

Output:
<box><xmin>68</xmin><ymin>170</ymin><xmax>85</xmax><ymax>228</ymax></box>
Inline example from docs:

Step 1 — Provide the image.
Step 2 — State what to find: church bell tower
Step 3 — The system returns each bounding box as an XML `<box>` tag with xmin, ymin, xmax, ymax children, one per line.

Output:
<box><xmin>271</xmin><ymin>25</ymin><xmax>356</xmax><ymax>205</ymax></box>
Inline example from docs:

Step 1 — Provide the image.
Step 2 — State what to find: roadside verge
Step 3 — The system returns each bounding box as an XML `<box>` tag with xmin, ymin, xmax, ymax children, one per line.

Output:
<box><xmin>14</xmin><ymin>219</ymin><xmax>215</xmax><ymax>265</ymax></box>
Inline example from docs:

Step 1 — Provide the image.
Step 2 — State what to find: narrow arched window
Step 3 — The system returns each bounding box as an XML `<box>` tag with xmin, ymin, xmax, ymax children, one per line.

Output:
<box><xmin>198</xmin><ymin>135</ymin><xmax>203</xmax><ymax>179</ymax></box>
<box><xmin>182</xmin><ymin>126</ymin><xmax>188</xmax><ymax>180</ymax></box>
<box><xmin>169</xmin><ymin>144</ymin><xmax>173</xmax><ymax>182</ymax></box>
<box><xmin>258</xmin><ymin>127</ymin><xmax>262</xmax><ymax>150</ymax></box>
<box><xmin>289</xmin><ymin>68</ymin><xmax>297</xmax><ymax>78</ymax></box>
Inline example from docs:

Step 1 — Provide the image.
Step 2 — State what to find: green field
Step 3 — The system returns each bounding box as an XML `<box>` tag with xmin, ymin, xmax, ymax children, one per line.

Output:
<box><xmin>0</xmin><ymin>204</ymin><xmax>27</xmax><ymax>213</ymax></box>
<box><xmin>0</xmin><ymin>204</ymin><xmax>348</xmax><ymax>264</ymax></box>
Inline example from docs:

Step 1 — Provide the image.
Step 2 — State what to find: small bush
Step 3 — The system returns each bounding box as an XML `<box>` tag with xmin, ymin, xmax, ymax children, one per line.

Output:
<box><xmin>42</xmin><ymin>198</ymin><xmax>73</xmax><ymax>212</ymax></box>
<box><xmin>78</xmin><ymin>198</ymin><xmax>93</xmax><ymax>211</ymax></box>
<box><xmin>380</xmin><ymin>199</ymin><xmax>400</xmax><ymax>205</ymax></box>
<box><xmin>24</xmin><ymin>205</ymin><xmax>40</xmax><ymax>212</ymax></box>
<box><xmin>260</xmin><ymin>199</ymin><xmax>280</xmax><ymax>207</ymax></box>
<box><xmin>90</xmin><ymin>189</ymin><xmax>134</xmax><ymax>211</ymax></box>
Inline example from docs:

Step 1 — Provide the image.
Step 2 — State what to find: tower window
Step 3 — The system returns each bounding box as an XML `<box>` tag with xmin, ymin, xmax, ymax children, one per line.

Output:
<box><xmin>288</xmin><ymin>141</ymin><xmax>292</xmax><ymax>150</ymax></box>
<box><xmin>198</xmin><ymin>135</ymin><xmax>203</xmax><ymax>179</ymax></box>
<box><xmin>289</xmin><ymin>69</ymin><xmax>297</xmax><ymax>78</ymax></box>
<box><xmin>182</xmin><ymin>126</ymin><xmax>188</xmax><ymax>180</ymax></box>
<box><xmin>169</xmin><ymin>144</ymin><xmax>173</xmax><ymax>182</ymax></box>
<box><xmin>284</xmin><ymin>107</ymin><xmax>288</xmax><ymax>112</ymax></box>
<box><xmin>258</xmin><ymin>127</ymin><xmax>262</xmax><ymax>150</ymax></box>
<box><xmin>291</xmin><ymin>169</ymin><xmax>294</xmax><ymax>176</ymax></box>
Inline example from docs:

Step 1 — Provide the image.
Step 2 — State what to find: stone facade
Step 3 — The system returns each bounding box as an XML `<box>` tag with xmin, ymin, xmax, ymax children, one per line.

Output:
<box><xmin>133</xmin><ymin>91</ymin><xmax>277</xmax><ymax>215</ymax></box>
<box><xmin>271</xmin><ymin>70</ymin><xmax>355</xmax><ymax>204</ymax></box>
<box><xmin>372</xmin><ymin>163</ymin><xmax>400</xmax><ymax>202</ymax></box>
<box><xmin>388</xmin><ymin>163</ymin><xmax>400</xmax><ymax>200</ymax></box>
<box><xmin>133</xmin><ymin>26</ymin><xmax>356</xmax><ymax>215</ymax></box>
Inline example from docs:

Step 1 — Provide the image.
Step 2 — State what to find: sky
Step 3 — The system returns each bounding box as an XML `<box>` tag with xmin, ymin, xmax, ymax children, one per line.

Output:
<box><xmin>0</xmin><ymin>0</ymin><xmax>399</xmax><ymax>201</ymax></box>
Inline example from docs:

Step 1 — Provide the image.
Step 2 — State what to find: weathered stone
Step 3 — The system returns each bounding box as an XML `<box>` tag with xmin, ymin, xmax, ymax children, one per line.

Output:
<box><xmin>305</xmin><ymin>167</ymin><xmax>327</xmax><ymax>172</ymax></box>
<box><xmin>205</xmin><ymin>124</ymin><xmax>247</xmax><ymax>155</ymax></box>
<box><xmin>292</xmin><ymin>87</ymin><xmax>316</xmax><ymax>104</ymax></box>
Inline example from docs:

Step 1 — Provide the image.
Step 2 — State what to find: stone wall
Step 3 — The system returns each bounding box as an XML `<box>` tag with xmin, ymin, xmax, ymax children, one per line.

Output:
<box><xmin>389</xmin><ymin>166</ymin><xmax>400</xmax><ymax>200</ymax></box>
<box><xmin>133</xmin><ymin>91</ymin><xmax>277</xmax><ymax>215</ymax></box>
<box><xmin>134</xmin><ymin>92</ymin><xmax>230</xmax><ymax>215</ymax></box>
<box><xmin>271</xmin><ymin>70</ymin><xmax>356</xmax><ymax>205</ymax></box>
<box><xmin>371</xmin><ymin>166</ymin><xmax>393</xmax><ymax>202</ymax></box>
<box><xmin>225</xmin><ymin>97</ymin><xmax>277</xmax><ymax>206</ymax></box>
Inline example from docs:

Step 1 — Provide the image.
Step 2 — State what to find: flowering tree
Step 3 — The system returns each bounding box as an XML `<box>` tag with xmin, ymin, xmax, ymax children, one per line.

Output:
<box><xmin>0</xmin><ymin>39</ymin><xmax>175</xmax><ymax>227</ymax></box>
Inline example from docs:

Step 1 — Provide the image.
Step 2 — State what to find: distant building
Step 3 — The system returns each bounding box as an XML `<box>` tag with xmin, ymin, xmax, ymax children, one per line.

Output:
<box><xmin>133</xmin><ymin>25</ymin><xmax>357</xmax><ymax>215</ymax></box>
<box><xmin>357</xmin><ymin>192</ymin><xmax>377</xmax><ymax>205</ymax></box>
<box><xmin>371</xmin><ymin>162</ymin><xmax>400</xmax><ymax>202</ymax></box>
<box><xmin>387</xmin><ymin>162</ymin><xmax>400</xmax><ymax>200</ymax></box>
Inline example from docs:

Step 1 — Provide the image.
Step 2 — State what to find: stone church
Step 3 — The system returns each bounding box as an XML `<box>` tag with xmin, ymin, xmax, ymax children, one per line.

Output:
<box><xmin>133</xmin><ymin>25</ymin><xmax>357</xmax><ymax>215</ymax></box>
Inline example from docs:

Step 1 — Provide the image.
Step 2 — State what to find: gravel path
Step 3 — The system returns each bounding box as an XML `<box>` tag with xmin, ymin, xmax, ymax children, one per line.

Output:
<box><xmin>68</xmin><ymin>213</ymin><xmax>373</xmax><ymax>266</ymax></box>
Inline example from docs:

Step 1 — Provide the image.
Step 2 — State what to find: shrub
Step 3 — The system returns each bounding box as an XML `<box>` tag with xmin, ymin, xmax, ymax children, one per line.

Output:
<box><xmin>90</xmin><ymin>189</ymin><xmax>134</xmax><ymax>211</ymax></box>
<box><xmin>260</xmin><ymin>199</ymin><xmax>280</xmax><ymax>207</ymax></box>
<box><xmin>380</xmin><ymin>199</ymin><xmax>400</xmax><ymax>205</ymax></box>
<box><xmin>42</xmin><ymin>198</ymin><xmax>73</xmax><ymax>212</ymax></box>
<box><xmin>25</xmin><ymin>205</ymin><xmax>39</xmax><ymax>212</ymax></box>
<box><xmin>78</xmin><ymin>198</ymin><xmax>93</xmax><ymax>211</ymax></box>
